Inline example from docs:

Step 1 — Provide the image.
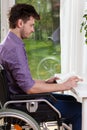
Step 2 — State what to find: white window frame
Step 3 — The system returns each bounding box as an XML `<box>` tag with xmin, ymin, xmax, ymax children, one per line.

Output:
<box><xmin>1</xmin><ymin>0</ymin><xmax>15</xmax><ymax>41</ymax></box>
<box><xmin>60</xmin><ymin>0</ymin><xmax>85</xmax><ymax>77</ymax></box>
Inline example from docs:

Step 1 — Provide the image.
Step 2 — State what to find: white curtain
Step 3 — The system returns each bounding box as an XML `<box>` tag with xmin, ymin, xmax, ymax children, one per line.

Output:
<box><xmin>82</xmin><ymin>0</ymin><xmax>87</xmax><ymax>81</ymax></box>
<box><xmin>60</xmin><ymin>0</ymin><xmax>85</xmax><ymax>78</ymax></box>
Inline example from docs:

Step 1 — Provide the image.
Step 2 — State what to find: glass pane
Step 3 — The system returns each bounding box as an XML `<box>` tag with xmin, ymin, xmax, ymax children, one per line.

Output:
<box><xmin>16</xmin><ymin>0</ymin><xmax>61</xmax><ymax>80</ymax></box>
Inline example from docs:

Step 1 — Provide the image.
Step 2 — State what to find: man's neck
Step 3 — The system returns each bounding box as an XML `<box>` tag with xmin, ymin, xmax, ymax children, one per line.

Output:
<box><xmin>10</xmin><ymin>29</ymin><xmax>21</xmax><ymax>39</ymax></box>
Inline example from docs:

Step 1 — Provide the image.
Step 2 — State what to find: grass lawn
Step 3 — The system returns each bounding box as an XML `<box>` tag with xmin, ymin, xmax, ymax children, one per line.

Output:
<box><xmin>24</xmin><ymin>39</ymin><xmax>61</xmax><ymax>80</ymax></box>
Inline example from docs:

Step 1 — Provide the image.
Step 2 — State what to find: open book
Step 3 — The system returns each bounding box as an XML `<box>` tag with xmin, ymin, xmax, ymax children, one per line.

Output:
<box><xmin>72</xmin><ymin>82</ymin><xmax>87</xmax><ymax>95</ymax></box>
<box><xmin>55</xmin><ymin>72</ymin><xmax>78</xmax><ymax>83</ymax></box>
<box><xmin>55</xmin><ymin>72</ymin><xmax>87</xmax><ymax>95</ymax></box>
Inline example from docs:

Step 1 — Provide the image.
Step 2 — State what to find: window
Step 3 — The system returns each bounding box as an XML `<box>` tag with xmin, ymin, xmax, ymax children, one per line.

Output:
<box><xmin>16</xmin><ymin>0</ymin><xmax>61</xmax><ymax>79</ymax></box>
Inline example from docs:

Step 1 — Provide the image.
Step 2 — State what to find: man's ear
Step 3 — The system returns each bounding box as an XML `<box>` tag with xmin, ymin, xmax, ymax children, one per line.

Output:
<box><xmin>17</xmin><ymin>19</ymin><xmax>24</xmax><ymax>28</ymax></box>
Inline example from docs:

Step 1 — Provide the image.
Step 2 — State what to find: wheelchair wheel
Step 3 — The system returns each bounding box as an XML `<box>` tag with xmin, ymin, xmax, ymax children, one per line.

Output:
<box><xmin>0</xmin><ymin>108</ymin><xmax>41</xmax><ymax>130</ymax></box>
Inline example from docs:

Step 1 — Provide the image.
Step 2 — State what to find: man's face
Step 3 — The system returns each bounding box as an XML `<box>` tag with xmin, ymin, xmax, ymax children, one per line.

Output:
<box><xmin>20</xmin><ymin>16</ymin><xmax>35</xmax><ymax>39</ymax></box>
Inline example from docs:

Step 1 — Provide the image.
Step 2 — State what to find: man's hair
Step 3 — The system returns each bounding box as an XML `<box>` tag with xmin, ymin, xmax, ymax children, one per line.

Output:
<box><xmin>8</xmin><ymin>3</ymin><xmax>40</xmax><ymax>29</ymax></box>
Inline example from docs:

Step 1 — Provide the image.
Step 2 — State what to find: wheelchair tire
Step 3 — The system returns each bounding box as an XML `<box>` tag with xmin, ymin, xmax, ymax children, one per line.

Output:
<box><xmin>0</xmin><ymin>108</ymin><xmax>41</xmax><ymax>130</ymax></box>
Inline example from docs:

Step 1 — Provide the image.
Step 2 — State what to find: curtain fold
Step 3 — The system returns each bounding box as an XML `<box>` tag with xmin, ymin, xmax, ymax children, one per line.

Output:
<box><xmin>82</xmin><ymin>0</ymin><xmax>87</xmax><ymax>81</ymax></box>
<box><xmin>60</xmin><ymin>0</ymin><xmax>85</xmax><ymax>77</ymax></box>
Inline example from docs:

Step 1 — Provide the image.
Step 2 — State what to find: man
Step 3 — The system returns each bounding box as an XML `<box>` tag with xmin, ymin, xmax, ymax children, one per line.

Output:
<box><xmin>0</xmin><ymin>3</ymin><xmax>82</xmax><ymax>130</ymax></box>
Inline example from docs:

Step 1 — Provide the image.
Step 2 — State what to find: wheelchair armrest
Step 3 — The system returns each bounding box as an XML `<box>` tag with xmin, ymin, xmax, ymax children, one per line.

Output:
<box><xmin>10</xmin><ymin>93</ymin><xmax>57</xmax><ymax>102</ymax></box>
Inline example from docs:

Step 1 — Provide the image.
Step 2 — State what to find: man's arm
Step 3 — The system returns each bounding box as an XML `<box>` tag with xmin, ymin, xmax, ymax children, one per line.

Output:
<box><xmin>27</xmin><ymin>76</ymin><xmax>83</xmax><ymax>94</ymax></box>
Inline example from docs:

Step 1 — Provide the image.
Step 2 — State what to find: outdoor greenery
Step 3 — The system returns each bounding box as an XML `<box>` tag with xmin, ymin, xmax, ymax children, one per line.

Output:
<box><xmin>80</xmin><ymin>10</ymin><xmax>87</xmax><ymax>44</ymax></box>
<box><xmin>24</xmin><ymin>38</ymin><xmax>61</xmax><ymax>79</ymax></box>
<box><xmin>16</xmin><ymin>0</ymin><xmax>61</xmax><ymax>79</ymax></box>
<box><xmin>16</xmin><ymin>0</ymin><xmax>59</xmax><ymax>40</ymax></box>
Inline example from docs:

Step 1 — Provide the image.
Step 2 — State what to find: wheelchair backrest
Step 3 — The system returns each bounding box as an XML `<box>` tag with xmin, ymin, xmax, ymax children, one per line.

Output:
<box><xmin>0</xmin><ymin>64</ymin><xmax>10</xmax><ymax>106</ymax></box>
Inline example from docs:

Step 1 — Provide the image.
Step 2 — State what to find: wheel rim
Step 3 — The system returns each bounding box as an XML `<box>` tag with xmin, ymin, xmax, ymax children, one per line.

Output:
<box><xmin>0</xmin><ymin>109</ymin><xmax>40</xmax><ymax>130</ymax></box>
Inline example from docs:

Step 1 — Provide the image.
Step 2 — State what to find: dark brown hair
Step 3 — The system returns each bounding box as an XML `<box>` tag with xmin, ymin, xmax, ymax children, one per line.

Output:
<box><xmin>8</xmin><ymin>3</ymin><xmax>40</xmax><ymax>28</ymax></box>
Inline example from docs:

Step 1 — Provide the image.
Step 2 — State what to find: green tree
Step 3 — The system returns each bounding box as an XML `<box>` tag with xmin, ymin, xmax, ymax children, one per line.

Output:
<box><xmin>16</xmin><ymin>0</ymin><xmax>59</xmax><ymax>41</ymax></box>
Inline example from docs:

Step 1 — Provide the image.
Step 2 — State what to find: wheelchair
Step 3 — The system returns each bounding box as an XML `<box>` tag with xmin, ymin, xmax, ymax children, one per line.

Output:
<box><xmin>0</xmin><ymin>64</ymin><xmax>74</xmax><ymax>130</ymax></box>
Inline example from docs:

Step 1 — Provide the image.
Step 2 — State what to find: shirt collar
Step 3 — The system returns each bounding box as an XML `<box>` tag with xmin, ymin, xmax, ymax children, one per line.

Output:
<box><xmin>8</xmin><ymin>31</ymin><xmax>24</xmax><ymax>46</ymax></box>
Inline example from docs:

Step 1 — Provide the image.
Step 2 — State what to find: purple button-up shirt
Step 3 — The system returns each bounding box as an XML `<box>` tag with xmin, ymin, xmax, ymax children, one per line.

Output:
<box><xmin>0</xmin><ymin>31</ymin><xmax>35</xmax><ymax>94</ymax></box>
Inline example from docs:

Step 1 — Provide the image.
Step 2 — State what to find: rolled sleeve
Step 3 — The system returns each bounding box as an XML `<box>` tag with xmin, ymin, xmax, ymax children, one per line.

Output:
<box><xmin>1</xmin><ymin>32</ymin><xmax>35</xmax><ymax>94</ymax></box>
<box><xmin>5</xmin><ymin>45</ymin><xmax>35</xmax><ymax>92</ymax></box>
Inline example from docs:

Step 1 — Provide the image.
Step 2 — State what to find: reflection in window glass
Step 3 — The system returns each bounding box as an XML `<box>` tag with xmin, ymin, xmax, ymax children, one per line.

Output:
<box><xmin>16</xmin><ymin>0</ymin><xmax>61</xmax><ymax>80</ymax></box>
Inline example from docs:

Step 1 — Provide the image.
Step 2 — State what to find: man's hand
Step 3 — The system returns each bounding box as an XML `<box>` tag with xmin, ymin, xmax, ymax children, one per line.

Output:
<box><xmin>45</xmin><ymin>76</ymin><xmax>60</xmax><ymax>83</ymax></box>
<box><xmin>62</xmin><ymin>76</ymin><xmax>83</xmax><ymax>90</ymax></box>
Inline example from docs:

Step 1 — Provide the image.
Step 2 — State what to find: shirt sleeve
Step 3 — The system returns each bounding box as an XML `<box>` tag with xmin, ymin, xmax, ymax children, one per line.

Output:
<box><xmin>4</xmin><ymin>44</ymin><xmax>35</xmax><ymax>92</ymax></box>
